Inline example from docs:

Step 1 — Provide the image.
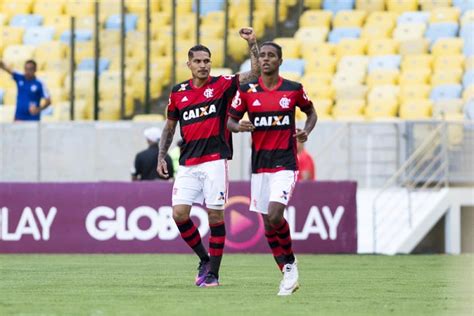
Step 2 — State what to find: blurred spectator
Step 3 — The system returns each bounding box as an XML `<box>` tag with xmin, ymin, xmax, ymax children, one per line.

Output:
<box><xmin>131</xmin><ymin>127</ymin><xmax>174</xmax><ymax>181</ymax></box>
<box><xmin>297</xmin><ymin>142</ymin><xmax>316</xmax><ymax>181</ymax></box>
<box><xmin>0</xmin><ymin>59</ymin><xmax>51</xmax><ymax>121</ymax></box>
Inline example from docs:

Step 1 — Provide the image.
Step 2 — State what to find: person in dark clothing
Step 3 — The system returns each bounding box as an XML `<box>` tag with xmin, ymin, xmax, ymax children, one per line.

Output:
<box><xmin>132</xmin><ymin>127</ymin><xmax>174</xmax><ymax>181</ymax></box>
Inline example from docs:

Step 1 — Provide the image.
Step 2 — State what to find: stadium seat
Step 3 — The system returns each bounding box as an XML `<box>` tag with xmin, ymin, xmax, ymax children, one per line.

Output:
<box><xmin>301</xmin><ymin>72</ymin><xmax>333</xmax><ymax>86</ymax></box>
<box><xmin>23</xmin><ymin>27</ymin><xmax>55</xmax><ymax>45</ymax></box>
<box><xmin>304</xmin><ymin>0</ymin><xmax>323</xmax><ymax>9</ymax></box>
<box><xmin>328</xmin><ymin>27</ymin><xmax>361</xmax><ymax>43</ymax></box>
<box><xmin>60</xmin><ymin>30</ymin><xmax>93</xmax><ymax>43</ymax></box>
<box><xmin>400</xmin><ymin>84</ymin><xmax>432</xmax><ymax>101</ymax></box>
<box><xmin>305</xmin><ymin>84</ymin><xmax>335</xmax><ymax>100</ymax></box>
<box><xmin>434</xmin><ymin>54</ymin><xmax>465</xmax><ymax>70</ymax></box>
<box><xmin>368</xmin><ymin>55</ymin><xmax>401</xmax><ymax>72</ymax></box>
<box><xmin>398</xmin><ymin>38</ymin><xmax>430</xmax><ymax>55</ymax></box>
<box><xmin>466</xmin><ymin>56</ymin><xmax>474</xmax><ymax>70</ymax></box>
<box><xmin>431</xmin><ymin>38</ymin><xmax>464</xmax><ymax>56</ymax></box>
<box><xmin>431</xmin><ymin>70</ymin><xmax>463</xmax><ymax>85</ymax></box>
<box><xmin>367</xmin><ymin>39</ymin><xmax>399</xmax><ymax>56</ymax></box>
<box><xmin>305</xmin><ymin>55</ymin><xmax>337</xmax><ymax>73</ymax></box>
<box><xmin>430</xmin><ymin>7</ymin><xmax>462</xmax><ymax>23</ymax></box>
<box><xmin>401</xmin><ymin>54</ymin><xmax>433</xmax><ymax>71</ymax></box>
<box><xmin>195</xmin><ymin>0</ymin><xmax>225</xmax><ymax>16</ymax></box>
<box><xmin>463</xmin><ymin>84</ymin><xmax>474</xmax><ymax>101</ymax></box>
<box><xmin>393</xmin><ymin>23</ymin><xmax>427</xmax><ymax>41</ymax></box>
<box><xmin>399</xmin><ymin>99</ymin><xmax>433</xmax><ymax>119</ymax></box>
<box><xmin>332</xmin><ymin>71</ymin><xmax>365</xmax><ymax>87</ymax></box>
<box><xmin>460</xmin><ymin>23</ymin><xmax>474</xmax><ymax>39</ymax></box>
<box><xmin>10</xmin><ymin>14</ymin><xmax>42</xmax><ymax>28</ymax></box>
<box><xmin>199</xmin><ymin>24</ymin><xmax>224</xmax><ymax>39</ymax></box>
<box><xmin>333</xmin><ymin>10</ymin><xmax>367</xmax><ymax>28</ymax></box>
<box><xmin>430</xmin><ymin>84</ymin><xmax>463</xmax><ymax>100</ymax></box>
<box><xmin>1</xmin><ymin>2</ymin><xmax>33</xmax><ymax>16</ymax></box>
<box><xmin>336</xmin><ymin>38</ymin><xmax>367</xmax><ymax>58</ymax></box>
<box><xmin>301</xmin><ymin>42</ymin><xmax>335</xmax><ymax>60</ymax></box>
<box><xmin>323</xmin><ymin>0</ymin><xmax>355</xmax><ymax>13</ymax></box>
<box><xmin>105</xmin><ymin>14</ymin><xmax>138</xmax><ymax>32</ymax></box>
<box><xmin>366</xmin><ymin>11</ymin><xmax>398</xmax><ymax>26</ymax></box>
<box><xmin>137</xmin><ymin>12</ymin><xmax>171</xmax><ymax>33</ymax></box>
<box><xmin>463</xmin><ymin>70</ymin><xmax>474</xmax><ymax>87</ymax></box>
<box><xmin>368</xmin><ymin>85</ymin><xmax>400</xmax><ymax>102</ymax></box>
<box><xmin>365</xmin><ymin>99</ymin><xmax>399</xmax><ymax>119</ymax></box>
<box><xmin>461</xmin><ymin>10</ymin><xmax>474</xmax><ymax>25</ymax></box>
<box><xmin>338</xmin><ymin>55</ymin><xmax>369</xmax><ymax>73</ymax></box>
<box><xmin>37</xmin><ymin>71</ymin><xmax>65</xmax><ymax>89</ymax></box>
<box><xmin>294</xmin><ymin>27</ymin><xmax>330</xmax><ymax>44</ymax></box>
<box><xmin>274</xmin><ymin>37</ymin><xmax>301</xmax><ymax>58</ymax></box>
<box><xmin>454</xmin><ymin>0</ymin><xmax>474</xmax><ymax>12</ymax></box>
<box><xmin>420</xmin><ymin>0</ymin><xmax>452</xmax><ymax>11</ymax></box>
<box><xmin>43</xmin><ymin>15</ymin><xmax>70</xmax><ymax>38</ymax></box>
<box><xmin>397</xmin><ymin>12</ymin><xmax>430</xmax><ymax>25</ymax></box>
<box><xmin>35</xmin><ymin>42</ymin><xmax>67</xmax><ymax>67</ymax></box>
<box><xmin>0</xmin><ymin>105</ymin><xmax>15</xmax><ymax>123</ymax></box>
<box><xmin>355</xmin><ymin>0</ymin><xmax>385</xmax><ymax>12</ymax></box>
<box><xmin>361</xmin><ymin>23</ymin><xmax>393</xmax><ymax>39</ymax></box>
<box><xmin>335</xmin><ymin>84</ymin><xmax>368</xmax><ymax>100</ymax></box>
<box><xmin>64</xmin><ymin>0</ymin><xmax>94</xmax><ymax>17</ymax></box>
<box><xmin>299</xmin><ymin>10</ymin><xmax>333</xmax><ymax>28</ymax></box>
<box><xmin>386</xmin><ymin>0</ymin><xmax>418</xmax><ymax>12</ymax></box>
<box><xmin>3</xmin><ymin>45</ymin><xmax>36</xmax><ymax>67</ymax></box>
<box><xmin>366</xmin><ymin>69</ymin><xmax>399</xmax><ymax>87</ymax></box>
<box><xmin>33</xmin><ymin>0</ymin><xmax>65</xmax><ymax>16</ymax></box>
<box><xmin>280</xmin><ymin>59</ymin><xmax>306</xmax><ymax>76</ymax></box>
<box><xmin>463</xmin><ymin>38</ymin><xmax>474</xmax><ymax>56</ymax></box>
<box><xmin>312</xmin><ymin>98</ymin><xmax>333</xmax><ymax>117</ymax></box>
<box><xmin>78</xmin><ymin>58</ymin><xmax>110</xmax><ymax>74</ymax></box>
<box><xmin>425</xmin><ymin>23</ymin><xmax>460</xmax><ymax>43</ymax></box>
<box><xmin>211</xmin><ymin>68</ymin><xmax>233</xmax><ymax>76</ymax></box>
<box><xmin>0</xmin><ymin>13</ymin><xmax>8</xmax><ymax>26</ymax></box>
<box><xmin>0</xmin><ymin>27</ymin><xmax>25</xmax><ymax>46</ymax></box>
<box><xmin>42</xmin><ymin>59</ymin><xmax>69</xmax><ymax>72</ymax></box>
<box><xmin>332</xmin><ymin>99</ymin><xmax>365</xmax><ymax>119</ymax></box>
<box><xmin>399</xmin><ymin>69</ymin><xmax>432</xmax><ymax>84</ymax></box>
<box><xmin>432</xmin><ymin>98</ymin><xmax>464</xmax><ymax>117</ymax></box>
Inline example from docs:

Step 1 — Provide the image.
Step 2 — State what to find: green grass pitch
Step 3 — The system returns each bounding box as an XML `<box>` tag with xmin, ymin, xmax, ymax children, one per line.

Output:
<box><xmin>0</xmin><ymin>254</ymin><xmax>472</xmax><ymax>315</ymax></box>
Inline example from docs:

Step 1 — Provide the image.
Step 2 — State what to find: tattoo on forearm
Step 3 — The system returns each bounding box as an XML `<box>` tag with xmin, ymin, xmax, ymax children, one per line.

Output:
<box><xmin>158</xmin><ymin>125</ymin><xmax>176</xmax><ymax>158</ymax></box>
<box><xmin>239</xmin><ymin>42</ymin><xmax>260</xmax><ymax>84</ymax></box>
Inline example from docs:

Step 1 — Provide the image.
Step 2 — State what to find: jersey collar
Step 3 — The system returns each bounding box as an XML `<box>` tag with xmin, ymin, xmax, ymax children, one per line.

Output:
<box><xmin>258</xmin><ymin>76</ymin><xmax>283</xmax><ymax>92</ymax></box>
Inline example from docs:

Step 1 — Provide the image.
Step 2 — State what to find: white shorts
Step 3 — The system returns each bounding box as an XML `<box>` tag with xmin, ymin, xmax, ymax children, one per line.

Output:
<box><xmin>172</xmin><ymin>159</ymin><xmax>228</xmax><ymax>210</ymax></box>
<box><xmin>249</xmin><ymin>170</ymin><xmax>298</xmax><ymax>214</ymax></box>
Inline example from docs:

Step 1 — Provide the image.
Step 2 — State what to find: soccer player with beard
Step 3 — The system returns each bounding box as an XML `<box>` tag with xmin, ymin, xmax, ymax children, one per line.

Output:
<box><xmin>227</xmin><ymin>42</ymin><xmax>317</xmax><ymax>295</ymax></box>
<box><xmin>157</xmin><ymin>28</ymin><xmax>259</xmax><ymax>288</ymax></box>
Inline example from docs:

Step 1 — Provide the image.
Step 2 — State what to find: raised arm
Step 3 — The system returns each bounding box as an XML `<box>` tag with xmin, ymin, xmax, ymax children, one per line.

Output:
<box><xmin>0</xmin><ymin>60</ymin><xmax>13</xmax><ymax>75</ymax></box>
<box><xmin>294</xmin><ymin>106</ymin><xmax>318</xmax><ymax>143</ymax></box>
<box><xmin>157</xmin><ymin>119</ymin><xmax>178</xmax><ymax>178</ymax></box>
<box><xmin>237</xmin><ymin>27</ymin><xmax>260</xmax><ymax>84</ymax></box>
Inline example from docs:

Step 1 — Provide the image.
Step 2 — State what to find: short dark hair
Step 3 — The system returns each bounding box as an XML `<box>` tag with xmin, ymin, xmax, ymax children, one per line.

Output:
<box><xmin>25</xmin><ymin>60</ymin><xmax>37</xmax><ymax>70</ymax></box>
<box><xmin>260</xmin><ymin>42</ymin><xmax>282</xmax><ymax>59</ymax></box>
<box><xmin>188</xmin><ymin>45</ymin><xmax>211</xmax><ymax>59</ymax></box>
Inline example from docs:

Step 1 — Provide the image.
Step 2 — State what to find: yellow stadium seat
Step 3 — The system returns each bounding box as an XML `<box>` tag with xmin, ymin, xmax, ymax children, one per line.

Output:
<box><xmin>336</xmin><ymin>39</ymin><xmax>367</xmax><ymax>58</ymax></box>
<box><xmin>299</xmin><ymin>10</ymin><xmax>333</xmax><ymax>27</ymax></box>
<box><xmin>402</xmin><ymin>54</ymin><xmax>433</xmax><ymax>71</ymax></box>
<box><xmin>366</xmin><ymin>99</ymin><xmax>399</xmax><ymax>119</ymax></box>
<box><xmin>3</xmin><ymin>45</ymin><xmax>36</xmax><ymax>68</ymax></box>
<box><xmin>361</xmin><ymin>24</ymin><xmax>393</xmax><ymax>39</ymax></box>
<box><xmin>393</xmin><ymin>23</ymin><xmax>426</xmax><ymax>41</ymax></box>
<box><xmin>301</xmin><ymin>72</ymin><xmax>334</xmax><ymax>86</ymax></box>
<box><xmin>0</xmin><ymin>27</ymin><xmax>24</xmax><ymax>47</ymax></box>
<box><xmin>137</xmin><ymin>12</ymin><xmax>170</xmax><ymax>34</ymax></box>
<box><xmin>306</xmin><ymin>84</ymin><xmax>335</xmax><ymax>100</ymax></box>
<box><xmin>314</xmin><ymin>98</ymin><xmax>333</xmax><ymax>117</ymax></box>
<box><xmin>386</xmin><ymin>0</ymin><xmax>417</xmax><ymax>12</ymax></box>
<box><xmin>127</xmin><ymin>0</ymin><xmax>160</xmax><ymax>13</ymax></box>
<box><xmin>226</xmin><ymin>30</ymin><xmax>249</xmax><ymax>62</ymax></box>
<box><xmin>433</xmin><ymin>55</ymin><xmax>465</xmax><ymax>70</ymax></box>
<box><xmin>160</xmin><ymin>0</ymin><xmax>193</xmax><ymax>14</ymax></box>
<box><xmin>431</xmin><ymin>70</ymin><xmax>463</xmax><ymax>85</ymax></box>
<box><xmin>73</xmin><ymin>42</ymin><xmax>94</xmax><ymax>63</ymax></box>
<box><xmin>432</xmin><ymin>99</ymin><xmax>464</xmax><ymax>118</ymax></box>
<box><xmin>65</xmin><ymin>0</ymin><xmax>94</xmax><ymax>17</ymax></box>
<box><xmin>333</xmin><ymin>99</ymin><xmax>366</xmax><ymax>118</ymax></box>
<box><xmin>0</xmin><ymin>105</ymin><xmax>15</xmax><ymax>122</ymax></box>
<box><xmin>211</xmin><ymin>68</ymin><xmax>233</xmax><ymax>76</ymax></box>
<box><xmin>42</xmin><ymin>59</ymin><xmax>69</xmax><ymax>72</ymax></box>
<box><xmin>49</xmin><ymin>100</ymin><xmax>87</xmax><ymax>121</ymax></box>
<box><xmin>150</xmin><ymin>57</ymin><xmax>172</xmax><ymax>85</ymax></box>
<box><xmin>202</xmin><ymin>39</ymin><xmax>225</xmax><ymax>67</ymax></box>
<box><xmin>367</xmin><ymin>39</ymin><xmax>399</xmax><ymax>55</ymax></box>
<box><xmin>356</xmin><ymin>0</ymin><xmax>385</xmax><ymax>12</ymax></box>
<box><xmin>2</xmin><ymin>1</ymin><xmax>32</xmax><ymax>15</ymax></box>
<box><xmin>306</xmin><ymin>55</ymin><xmax>337</xmax><ymax>74</ymax></box>
<box><xmin>100</xmin><ymin>30</ymin><xmax>120</xmax><ymax>46</ymax></box>
<box><xmin>280</xmin><ymin>71</ymin><xmax>302</xmax><ymax>81</ymax></box>
<box><xmin>199</xmin><ymin>24</ymin><xmax>224</xmax><ymax>39</ymax></box>
<box><xmin>465</xmin><ymin>56</ymin><xmax>474</xmax><ymax>70</ymax></box>
<box><xmin>400</xmin><ymin>84</ymin><xmax>432</xmax><ymax>101</ymax></box>
<box><xmin>255</xmin><ymin>3</ymin><xmax>289</xmax><ymax>25</ymax></box>
<box><xmin>37</xmin><ymin>71</ymin><xmax>66</xmax><ymax>89</ymax></box>
<box><xmin>332</xmin><ymin>72</ymin><xmax>365</xmax><ymax>87</ymax></box>
<box><xmin>3</xmin><ymin>88</ymin><xmax>17</xmax><ymax>106</ymax></box>
<box><xmin>420</xmin><ymin>0</ymin><xmax>452</xmax><ymax>11</ymax></box>
<box><xmin>304</xmin><ymin>0</ymin><xmax>323</xmax><ymax>9</ymax></box>
<box><xmin>399</xmin><ymin>69</ymin><xmax>431</xmax><ymax>84</ymax></box>
<box><xmin>127</xmin><ymin>40</ymin><xmax>167</xmax><ymax>59</ymax></box>
<box><xmin>430</xmin><ymin>7</ymin><xmax>461</xmax><ymax>23</ymax></box>
<box><xmin>368</xmin><ymin>85</ymin><xmax>399</xmax><ymax>102</ymax></box>
<box><xmin>75</xmin><ymin>15</ymin><xmax>96</xmax><ymax>30</ymax></box>
<box><xmin>99</xmin><ymin>0</ymin><xmax>122</xmax><ymax>14</ymax></box>
<box><xmin>399</xmin><ymin>39</ymin><xmax>429</xmax><ymax>55</ymax></box>
<box><xmin>64</xmin><ymin>70</ymin><xmax>94</xmax><ymax>94</ymax></box>
<box><xmin>294</xmin><ymin>27</ymin><xmax>329</xmax><ymax>44</ymax></box>
<box><xmin>366</xmin><ymin>69</ymin><xmax>399</xmax><ymax>87</ymax></box>
<box><xmin>34</xmin><ymin>0</ymin><xmax>64</xmax><ymax>16</ymax></box>
<box><xmin>132</xmin><ymin>114</ymin><xmax>165</xmax><ymax>122</ymax></box>
<box><xmin>431</xmin><ymin>38</ymin><xmax>464</xmax><ymax>56</ymax></box>
<box><xmin>463</xmin><ymin>84</ymin><xmax>474</xmax><ymax>101</ymax></box>
<box><xmin>365</xmin><ymin>11</ymin><xmax>398</xmax><ymax>27</ymax></box>
<box><xmin>333</xmin><ymin>10</ymin><xmax>367</xmax><ymax>28</ymax></box>
<box><xmin>301</xmin><ymin>42</ymin><xmax>335</xmax><ymax>60</ymax></box>
<box><xmin>0</xmin><ymin>13</ymin><xmax>8</xmax><ymax>26</ymax></box>
<box><xmin>335</xmin><ymin>84</ymin><xmax>368</xmax><ymax>100</ymax></box>
<box><xmin>461</xmin><ymin>10</ymin><xmax>474</xmax><ymax>25</ymax></box>
<box><xmin>274</xmin><ymin>37</ymin><xmax>301</xmax><ymax>58</ymax></box>
<box><xmin>399</xmin><ymin>99</ymin><xmax>433</xmax><ymax>119</ymax></box>
<box><xmin>47</xmin><ymin>87</ymin><xmax>68</xmax><ymax>103</ymax></box>
<box><xmin>337</xmin><ymin>55</ymin><xmax>369</xmax><ymax>73</ymax></box>
<box><xmin>202</xmin><ymin>11</ymin><xmax>225</xmax><ymax>26</ymax></box>
<box><xmin>43</xmin><ymin>15</ymin><xmax>70</xmax><ymax>38</ymax></box>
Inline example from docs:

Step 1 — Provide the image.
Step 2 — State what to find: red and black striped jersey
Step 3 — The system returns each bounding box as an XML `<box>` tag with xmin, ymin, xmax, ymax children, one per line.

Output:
<box><xmin>228</xmin><ymin>76</ymin><xmax>313</xmax><ymax>173</ymax></box>
<box><xmin>167</xmin><ymin>75</ymin><xmax>239</xmax><ymax>166</ymax></box>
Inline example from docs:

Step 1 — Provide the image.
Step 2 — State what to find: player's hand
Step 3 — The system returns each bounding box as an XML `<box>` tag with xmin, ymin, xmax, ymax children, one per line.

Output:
<box><xmin>239</xmin><ymin>27</ymin><xmax>256</xmax><ymax>44</ymax></box>
<box><xmin>294</xmin><ymin>128</ymin><xmax>308</xmax><ymax>143</ymax></box>
<box><xmin>238</xmin><ymin>120</ymin><xmax>255</xmax><ymax>133</ymax></box>
<box><xmin>29</xmin><ymin>104</ymin><xmax>40</xmax><ymax>115</ymax></box>
<box><xmin>157</xmin><ymin>157</ymin><xmax>170</xmax><ymax>178</ymax></box>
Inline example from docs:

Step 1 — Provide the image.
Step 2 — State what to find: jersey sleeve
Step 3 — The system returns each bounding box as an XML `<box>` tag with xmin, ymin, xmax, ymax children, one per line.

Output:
<box><xmin>296</xmin><ymin>84</ymin><xmax>313</xmax><ymax>111</ymax></box>
<box><xmin>12</xmin><ymin>72</ymin><xmax>23</xmax><ymax>83</ymax></box>
<box><xmin>166</xmin><ymin>93</ymin><xmax>179</xmax><ymax>121</ymax></box>
<box><xmin>38</xmin><ymin>80</ymin><xmax>50</xmax><ymax>99</ymax></box>
<box><xmin>228</xmin><ymin>89</ymin><xmax>247</xmax><ymax>120</ymax></box>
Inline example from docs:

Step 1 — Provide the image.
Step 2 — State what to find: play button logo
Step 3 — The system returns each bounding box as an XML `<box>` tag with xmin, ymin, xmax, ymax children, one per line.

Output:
<box><xmin>225</xmin><ymin>195</ymin><xmax>264</xmax><ymax>250</ymax></box>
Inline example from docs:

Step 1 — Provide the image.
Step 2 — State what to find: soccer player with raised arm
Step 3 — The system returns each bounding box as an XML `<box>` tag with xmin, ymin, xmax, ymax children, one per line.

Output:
<box><xmin>156</xmin><ymin>28</ymin><xmax>259</xmax><ymax>288</ymax></box>
<box><xmin>227</xmin><ymin>42</ymin><xmax>317</xmax><ymax>296</ymax></box>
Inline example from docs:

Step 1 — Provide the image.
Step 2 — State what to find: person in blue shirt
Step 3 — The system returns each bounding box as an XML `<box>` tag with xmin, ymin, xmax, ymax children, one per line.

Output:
<box><xmin>0</xmin><ymin>59</ymin><xmax>51</xmax><ymax>121</ymax></box>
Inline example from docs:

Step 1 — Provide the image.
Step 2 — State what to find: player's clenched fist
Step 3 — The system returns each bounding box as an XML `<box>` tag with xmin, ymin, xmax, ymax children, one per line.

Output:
<box><xmin>157</xmin><ymin>157</ymin><xmax>169</xmax><ymax>178</ymax></box>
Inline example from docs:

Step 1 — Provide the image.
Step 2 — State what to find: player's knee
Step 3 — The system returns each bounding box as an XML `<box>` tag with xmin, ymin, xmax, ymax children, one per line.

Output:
<box><xmin>268</xmin><ymin>213</ymin><xmax>282</xmax><ymax>227</ymax></box>
<box><xmin>172</xmin><ymin>206</ymin><xmax>190</xmax><ymax>223</ymax></box>
<box><xmin>207</xmin><ymin>210</ymin><xmax>224</xmax><ymax>225</ymax></box>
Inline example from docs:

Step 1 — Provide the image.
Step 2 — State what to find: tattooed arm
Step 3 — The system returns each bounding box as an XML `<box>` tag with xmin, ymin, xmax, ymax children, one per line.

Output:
<box><xmin>238</xmin><ymin>27</ymin><xmax>260</xmax><ymax>84</ymax></box>
<box><xmin>157</xmin><ymin>119</ymin><xmax>177</xmax><ymax>178</ymax></box>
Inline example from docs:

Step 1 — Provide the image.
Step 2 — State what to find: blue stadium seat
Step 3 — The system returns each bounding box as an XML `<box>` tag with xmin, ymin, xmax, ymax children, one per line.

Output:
<box><xmin>280</xmin><ymin>59</ymin><xmax>306</xmax><ymax>76</ymax></box>
<box><xmin>328</xmin><ymin>27</ymin><xmax>361</xmax><ymax>44</ymax></box>
<box><xmin>78</xmin><ymin>58</ymin><xmax>110</xmax><ymax>74</ymax></box>
<box><xmin>460</xmin><ymin>23</ymin><xmax>474</xmax><ymax>40</ymax></box>
<box><xmin>368</xmin><ymin>55</ymin><xmax>401</xmax><ymax>73</ymax></box>
<box><xmin>425</xmin><ymin>23</ymin><xmax>459</xmax><ymax>43</ymax></box>
<box><xmin>453</xmin><ymin>0</ymin><xmax>474</xmax><ymax>13</ymax></box>
<box><xmin>464</xmin><ymin>38</ymin><xmax>474</xmax><ymax>56</ymax></box>
<box><xmin>60</xmin><ymin>30</ymin><xmax>93</xmax><ymax>42</ymax></box>
<box><xmin>105</xmin><ymin>14</ymin><xmax>138</xmax><ymax>32</ymax></box>
<box><xmin>323</xmin><ymin>0</ymin><xmax>355</xmax><ymax>14</ymax></box>
<box><xmin>397</xmin><ymin>12</ymin><xmax>430</xmax><ymax>25</ymax></box>
<box><xmin>463</xmin><ymin>70</ymin><xmax>474</xmax><ymax>87</ymax></box>
<box><xmin>0</xmin><ymin>89</ymin><xmax>4</xmax><ymax>105</ymax></box>
<box><xmin>10</xmin><ymin>14</ymin><xmax>43</xmax><ymax>28</ymax></box>
<box><xmin>194</xmin><ymin>0</ymin><xmax>225</xmax><ymax>16</ymax></box>
<box><xmin>23</xmin><ymin>27</ymin><xmax>55</xmax><ymax>45</ymax></box>
<box><xmin>430</xmin><ymin>84</ymin><xmax>463</xmax><ymax>101</ymax></box>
